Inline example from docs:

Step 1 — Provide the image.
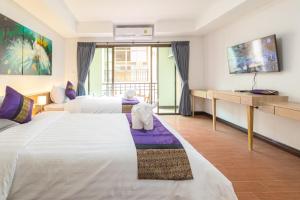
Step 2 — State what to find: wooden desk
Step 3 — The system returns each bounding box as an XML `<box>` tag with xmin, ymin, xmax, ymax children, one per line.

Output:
<box><xmin>262</xmin><ymin>101</ymin><xmax>300</xmax><ymax>121</ymax></box>
<box><xmin>191</xmin><ymin>90</ymin><xmax>207</xmax><ymax>117</ymax></box>
<box><xmin>191</xmin><ymin>90</ymin><xmax>288</xmax><ymax>151</ymax></box>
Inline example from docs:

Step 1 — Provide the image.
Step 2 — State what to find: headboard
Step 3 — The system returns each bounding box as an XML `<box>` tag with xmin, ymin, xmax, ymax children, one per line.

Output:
<box><xmin>26</xmin><ymin>92</ymin><xmax>52</xmax><ymax>116</ymax></box>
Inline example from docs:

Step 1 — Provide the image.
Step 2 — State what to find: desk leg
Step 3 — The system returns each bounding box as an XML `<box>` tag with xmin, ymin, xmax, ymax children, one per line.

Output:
<box><xmin>212</xmin><ymin>98</ymin><xmax>216</xmax><ymax>131</ymax></box>
<box><xmin>247</xmin><ymin>106</ymin><xmax>254</xmax><ymax>151</ymax></box>
<box><xmin>192</xmin><ymin>95</ymin><xmax>195</xmax><ymax>117</ymax></box>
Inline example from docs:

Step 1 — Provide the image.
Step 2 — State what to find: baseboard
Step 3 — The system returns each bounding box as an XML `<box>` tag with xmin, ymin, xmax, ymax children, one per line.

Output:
<box><xmin>194</xmin><ymin>111</ymin><xmax>300</xmax><ymax>157</ymax></box>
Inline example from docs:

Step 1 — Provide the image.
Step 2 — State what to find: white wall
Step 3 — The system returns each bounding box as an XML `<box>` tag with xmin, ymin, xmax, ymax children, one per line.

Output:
<box><xmin>0</xmin><ymin>0</ymin><xmax>66</xmax><ymax>95</ymax></box>
<box><xmin>202</xmin><ymin>0</ymin><xmax>300</xmax><ymax>149</ymax></box>
<box><xmin>64</xmin><ymin>38</ymin><xmax>78</xmax><ymax>85</ymax></box>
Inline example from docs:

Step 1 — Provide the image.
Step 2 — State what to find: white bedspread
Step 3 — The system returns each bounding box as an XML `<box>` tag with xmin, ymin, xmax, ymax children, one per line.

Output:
<box><xmin>64</xmin><ymin>96</ymin><xmax>122</xmax><ymax>113</ymax></box>
<box><xmin>0</xmin><ymin>112</ymin><xmax>237</xmax><ymax>200</ymax></box>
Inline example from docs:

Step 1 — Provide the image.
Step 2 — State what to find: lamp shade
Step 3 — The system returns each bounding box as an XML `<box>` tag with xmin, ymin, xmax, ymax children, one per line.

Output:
<box><xmin>37</xmin><ymin>96</ymin><xmax>47</xmax><ymax>106</ymax></box>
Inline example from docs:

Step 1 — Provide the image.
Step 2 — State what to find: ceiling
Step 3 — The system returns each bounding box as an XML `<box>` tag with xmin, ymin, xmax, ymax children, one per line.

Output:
<box><xmin>64</xmin><ymin>0</ymin><xmax>213</xmax><ymax>23</ymax></box>
<box><xmin>13</xmin><ymin>0</ymin><xmax>273</xmax><ymax>38</ymax></box>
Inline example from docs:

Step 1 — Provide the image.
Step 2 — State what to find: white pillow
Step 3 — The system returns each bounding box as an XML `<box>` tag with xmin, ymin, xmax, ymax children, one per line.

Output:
<box><xmin>50</xmin><ymin>86</ymin><xmax>66</xmax><ymax>104</ymax></box>
<box><xmin>0</xmin><ymin>96</ymin><xmax>3</xmax><ymax>107</ymax></box>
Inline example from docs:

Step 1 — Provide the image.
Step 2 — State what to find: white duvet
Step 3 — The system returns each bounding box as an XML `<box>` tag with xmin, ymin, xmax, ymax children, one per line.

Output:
<box><xmin>0</xmin><ymin>112</ymin><xmax>237</xmax><ymax>200</ymax></box>
<box><xmin>64</xmin><ymin>96</ymin><xmax>122</xmax><ymax>113</ymax></box>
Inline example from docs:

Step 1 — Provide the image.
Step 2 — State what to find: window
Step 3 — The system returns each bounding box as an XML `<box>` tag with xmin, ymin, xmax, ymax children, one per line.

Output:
<box><xmin>86</xmin><ymin>45</ymin><xmax>181</xmax><ymax>114</ymax></box>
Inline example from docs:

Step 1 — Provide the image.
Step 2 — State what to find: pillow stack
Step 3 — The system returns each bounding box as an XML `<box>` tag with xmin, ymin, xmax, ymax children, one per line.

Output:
<box><xmin>50</xmin><ymin>86</ymin><xmax>67</xmax><ymax>104</ymax></box>
<box><xmin>0</xmin><ymin>86</ymin><xmax>34</xmax><ymax>124</ymax></box>
<box><xmin>65</xmin><ymin>81</ymin><xmax>76</xmax><ymax>100</ymax></box>
<box><xmin>50</xmin><ymin>81</ymin><xmax>76</xmax><ymax>103</ymax></box>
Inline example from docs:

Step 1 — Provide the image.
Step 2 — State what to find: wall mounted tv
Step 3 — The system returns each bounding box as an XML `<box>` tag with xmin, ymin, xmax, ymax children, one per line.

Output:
<box><xmin>227</xmin><ymin>35</ymin><xmax>279</xmax><ymax>74</ymax></box>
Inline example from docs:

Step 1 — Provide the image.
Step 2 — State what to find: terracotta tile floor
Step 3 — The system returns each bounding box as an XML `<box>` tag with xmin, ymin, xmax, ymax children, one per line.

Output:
<box><xmin>161</xmin><ymin>115</ymin><xmax>300</xmax><ymax>200</ymax></box>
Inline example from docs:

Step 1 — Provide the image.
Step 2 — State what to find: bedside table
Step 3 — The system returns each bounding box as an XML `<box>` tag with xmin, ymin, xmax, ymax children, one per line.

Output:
<box><xmin>44</xmin><ymin>103</ymin><xmax>65</xmax><ymax>111</ymax></box>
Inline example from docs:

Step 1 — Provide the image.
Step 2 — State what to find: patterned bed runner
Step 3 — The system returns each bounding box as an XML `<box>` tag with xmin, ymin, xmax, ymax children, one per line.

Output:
<box><xmin>126</xmin><ymin>114</ymin><xmax>193</xmax><ymax>180</ymax></box>
<box><xmin>122</xmin><ymin>98</ymin><xmax>140</xmax><ymax>105</ymax></box>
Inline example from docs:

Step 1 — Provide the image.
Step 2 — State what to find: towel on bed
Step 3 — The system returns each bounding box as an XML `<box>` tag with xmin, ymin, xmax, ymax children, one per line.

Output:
<box><xmin>124</xmin><ymin>89</ymin><xmax>136</xmax><ymax>99</ymax></box>
<box><xmin>131</xmin><ymin>103</ymin><xmax>153</xmax><ymax>130</ymax></box>
<box><xmin>126</xmin><ymin>113</ymin><xmax>193</xmax><ymax>180</ymax></box>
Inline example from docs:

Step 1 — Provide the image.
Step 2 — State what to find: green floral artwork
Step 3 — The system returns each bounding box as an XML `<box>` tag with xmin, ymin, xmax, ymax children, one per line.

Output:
<box><xmin>0</xmin><ymin>13</ymin><xmax>52</xmax><ymax>75</ymax></box>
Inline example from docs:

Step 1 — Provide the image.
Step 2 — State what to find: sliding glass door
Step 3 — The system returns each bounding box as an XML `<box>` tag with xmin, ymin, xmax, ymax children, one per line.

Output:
<box><xmin>113</xmin><ymin>46</ymin><xmax>156</xmax><ymax>103</ymax></box>
<box><xmin>86</xmin><ymin>47</ymin><xmax>113</xmax><ymax>96</ymax></box>
<box><xmin>86</xmin><ymin>45</ymin><xmax>180</xmax><ymax>114</ymax></box>
<box><xmin>154</xmin><ymin>47</ymin><xmax>181</xmax><ymax>114</ymax></box>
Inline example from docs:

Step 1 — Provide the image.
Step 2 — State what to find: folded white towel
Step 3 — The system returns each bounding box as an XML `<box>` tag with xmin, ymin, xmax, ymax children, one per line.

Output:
<box><xmin>131</xmin><ymin>102</ymin><xmax>154</xmax><ymax>130</ymax></box>
<box><xmin>124</xmin><ymin>89</ymin><xmax>136</xmax><ymax>99</ymax></box>
<box><xmin>143</xmin><ymin>114</ymin><xmax>153</xmax><ymax>130</ymax></box>
<box><xmin>131</xmin><ymin>108</ymin><xmax>144</xmax><ymax>129</ymax></box>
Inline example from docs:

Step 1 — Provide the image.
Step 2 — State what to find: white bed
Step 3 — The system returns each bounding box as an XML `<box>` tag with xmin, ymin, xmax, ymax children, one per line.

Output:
<box><xmin>45</xmin><ymin>96</ymin><xmax>142</xmax><ymax>113</ymax></box>
<box><xmin>0</xmin><ymin>112</ymin><xmax>237</xmax><ymax>200</ymax></box>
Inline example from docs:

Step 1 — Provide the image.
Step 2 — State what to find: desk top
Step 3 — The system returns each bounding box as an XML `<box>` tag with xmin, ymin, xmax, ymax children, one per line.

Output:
<box><xmin>191</xmin><ymin>89</ymin><xmax>288</xmax><ymax>106</ymax></box>
<box><xmin>267</xmin><ymin>101</ymin><xmax>300</xmax><ymax>112</ymax></box>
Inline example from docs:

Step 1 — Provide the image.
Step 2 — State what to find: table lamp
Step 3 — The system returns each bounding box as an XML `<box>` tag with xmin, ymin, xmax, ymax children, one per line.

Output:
<box><xmin>37</xmin><ymin>96</ymin><xmax>47</xmax><ymax>113</ymax></box>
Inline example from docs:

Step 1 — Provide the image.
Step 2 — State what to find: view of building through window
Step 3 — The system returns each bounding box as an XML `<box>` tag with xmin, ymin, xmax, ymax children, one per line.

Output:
<box><xmin>114</xmin><ymin>47</ymin><xmax>151</xmax><ymax>82</ymax></box>
<box><xmin>86</xmin><ymin>45</ymin><xmax>181</xmax><ymax>114</ymax></box>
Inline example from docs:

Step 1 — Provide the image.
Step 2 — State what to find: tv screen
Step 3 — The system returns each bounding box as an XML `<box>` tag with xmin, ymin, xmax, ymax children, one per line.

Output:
<box><xmin>227</xmin><ymin>35</ymin><xmax>279</xmax><ymax>74</ymax></box>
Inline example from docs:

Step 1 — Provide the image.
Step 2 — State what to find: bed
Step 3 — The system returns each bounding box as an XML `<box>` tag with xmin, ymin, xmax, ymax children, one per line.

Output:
<box><xmin>44</xmin><ymin>96</ymin><xmax>140</xmax><ymax>113</ymax></box>
<box><xmin>0</xmin><ymin>112</ymin><xmax>237</xmax><ymax>200</ymax></box>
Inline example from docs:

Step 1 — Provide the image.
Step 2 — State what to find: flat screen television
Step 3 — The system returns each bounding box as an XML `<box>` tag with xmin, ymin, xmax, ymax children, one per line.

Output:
<box><xmin>227</xmin><ymin>35</ymin><xmax>280</xmax><ymax>74</ymax></box>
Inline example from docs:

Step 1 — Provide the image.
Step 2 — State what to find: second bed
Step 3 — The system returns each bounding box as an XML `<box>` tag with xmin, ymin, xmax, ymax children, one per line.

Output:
<box><xmin>44</xmin><ymin>96</ymin><xmax>141</xmax><ymax>113</ymax></box>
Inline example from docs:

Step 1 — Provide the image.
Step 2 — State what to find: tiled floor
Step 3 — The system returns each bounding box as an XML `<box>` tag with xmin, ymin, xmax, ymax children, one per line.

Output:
<box><xmin>161</xmin><ymin>115</ymin><xmax>300</xmax><ymax>200</ymax></box>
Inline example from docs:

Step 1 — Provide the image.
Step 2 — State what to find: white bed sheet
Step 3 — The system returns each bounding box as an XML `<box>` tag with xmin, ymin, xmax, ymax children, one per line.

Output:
<box><xmin>64</xmin><ymin>96</ymin><xmax>122</xmax><ymax>113</ymax></box>
<box><xmin>0</xmin><ymin>112</ymin><xmax>237</xmax><ymax>200</ymax></box>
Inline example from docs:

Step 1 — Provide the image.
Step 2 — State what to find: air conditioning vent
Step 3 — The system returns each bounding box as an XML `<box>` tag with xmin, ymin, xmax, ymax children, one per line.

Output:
<box><xmin>114</xmin><ymin>25</ymin><xmax>154</xmax><ymax>41</ymax></box>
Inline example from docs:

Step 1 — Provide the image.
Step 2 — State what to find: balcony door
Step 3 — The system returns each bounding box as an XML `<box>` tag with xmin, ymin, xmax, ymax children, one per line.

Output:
<box><xmin>86</xmin><ymin>47</ymin><xmax>113</xmax><ymax>96</ymax></box>
<box><xmin>86</xmin><ymin>44</ymin><xmax>180</xmax><ymax>114</ymax></box>
<box><xmin>153</xmin><ymin>47</ymin><xmax>181</xmax><ymax>114</ymax></box>
<box><xmin>113</xmin><ymin>46</ymin><xmax>156</xmax><ymax>103</ymax></box>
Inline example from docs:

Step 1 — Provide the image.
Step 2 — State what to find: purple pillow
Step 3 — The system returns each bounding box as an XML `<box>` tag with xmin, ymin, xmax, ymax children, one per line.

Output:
<box><xmin>65</xmin><ymin>81</ymin><xmax>76</xmax><ymax>100</ymax></box>
<box><xmin>0</xmin><ymin>86</ymin><xmax>33</xmax><ymax>124</ymax></box>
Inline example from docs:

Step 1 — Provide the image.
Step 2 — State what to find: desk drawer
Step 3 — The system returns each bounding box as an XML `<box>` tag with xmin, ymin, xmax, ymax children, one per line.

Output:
<box><xmin>214</xmin><ymin>93</ymin><xmax>241</xmax><ymax>104</ymax></box>
<box><xmin>257</xmin><ymin>105</ymin><xmax>275</xmax><ymax>114</ymax></box>
<box><xmin>275</xmin><ymin>107</ymin><xmax>300</xmax><ymax>121</ymax></box>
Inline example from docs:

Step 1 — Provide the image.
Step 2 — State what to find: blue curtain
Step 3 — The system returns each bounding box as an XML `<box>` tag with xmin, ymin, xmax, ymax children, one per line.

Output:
<box><xmin>171</xmin><ymin>41</ymin><xmax>192</xmax><ymax>116</ymax></box>
<box><xmin>76</xmin><ymin>42</ymin><xmax>96</xmax><ymax>96</ymax></box>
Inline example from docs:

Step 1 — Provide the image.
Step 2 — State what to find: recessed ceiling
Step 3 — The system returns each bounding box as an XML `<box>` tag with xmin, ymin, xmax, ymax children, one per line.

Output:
<box><xmin>64</xmin><ymin>0</ymin><xmax>215</xmax><ymax>23</ymax></box>
<box><xmin>13</xmin><ymin>0</ymin><xmax>274</xmax><ymax>38</ymax></box>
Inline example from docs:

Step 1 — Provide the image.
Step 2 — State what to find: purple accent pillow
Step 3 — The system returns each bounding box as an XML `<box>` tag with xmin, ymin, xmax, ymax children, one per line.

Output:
<box><xmin>0</xmin><ymin>86</ymin><xmax>33</xmax><ymax>124</ymax></box>
<box><xmin>65</xmin><ymin>81</ymin><xmax>76</xmax><ymax>100</ymax></box>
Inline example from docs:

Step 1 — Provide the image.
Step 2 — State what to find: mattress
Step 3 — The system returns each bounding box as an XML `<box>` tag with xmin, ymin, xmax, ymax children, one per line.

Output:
<box><xmin>0</xmin><ymin>112</ymin><xmax>237</xmax><ymax>200</ymax></box>
<box><xmin>45</xmin><ymin>96</ymin><xmax>141</xmax><ymax>113</ymax></box>
<box><xmin>64</xmin><ymin>96</ymin><xmax>122</xmax><ymax>113</ymax></box>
